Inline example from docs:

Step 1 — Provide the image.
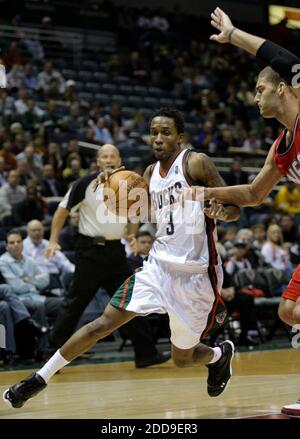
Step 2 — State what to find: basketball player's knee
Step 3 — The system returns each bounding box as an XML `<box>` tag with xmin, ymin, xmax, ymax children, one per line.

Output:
<box><xmin>292</xmin><ymin>306</ymin><xmax>300</xmax><ymax>324</ymax></box>
<box><xmin>278</xmin><ymin>305</ymin><xmax>292</xmax><ymax>324</ymax></box>
<box><xmin>85</xmin><ymin>316</ymin><xmax>112</xmax><ymax>340</ymax></box>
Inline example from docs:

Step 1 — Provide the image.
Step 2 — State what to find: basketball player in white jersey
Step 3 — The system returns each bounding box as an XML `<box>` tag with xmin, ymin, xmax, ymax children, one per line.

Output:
<box><xmin>4</xmin><ymin>108</ymin><xmax>240</xmax><ymax>409</ymax></box>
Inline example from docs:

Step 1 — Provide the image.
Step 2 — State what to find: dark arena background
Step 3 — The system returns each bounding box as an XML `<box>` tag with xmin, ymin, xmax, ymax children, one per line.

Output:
<box><xmin>0</xmin><ymin>0</ymin><xmax>300</xmax><ymax>427</ymax></box>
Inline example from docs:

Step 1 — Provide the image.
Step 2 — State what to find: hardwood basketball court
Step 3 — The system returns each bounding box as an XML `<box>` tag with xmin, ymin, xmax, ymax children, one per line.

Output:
<box><xmin>1</xmin><ymin>348</ymin><xmax>299</xmax><ymax>419</ymax></box>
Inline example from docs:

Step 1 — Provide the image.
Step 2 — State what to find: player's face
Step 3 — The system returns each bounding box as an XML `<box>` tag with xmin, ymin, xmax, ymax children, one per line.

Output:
<box><xmin>150</xmin><ymin>117</ymin><xmax>183</xmax><ymax>161</ymax></box>
<box><xmin>254</xmin><ymin>79</ymin><xmax>280</xmax><ymax>118</ymax></box>
<box><xmin>97</xmin><ymin>146</ymin><xmax>121</xmax><ymax>171</ymax></box>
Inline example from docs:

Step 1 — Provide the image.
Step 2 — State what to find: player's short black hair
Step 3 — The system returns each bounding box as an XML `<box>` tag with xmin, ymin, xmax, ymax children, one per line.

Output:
<box><xmin>149</xmin><ymin>107</ymin><xmax>185</xmax><ymax>134</ymax></box>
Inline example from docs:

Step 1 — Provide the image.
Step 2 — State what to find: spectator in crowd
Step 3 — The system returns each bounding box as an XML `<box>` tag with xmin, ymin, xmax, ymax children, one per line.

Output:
<box><xmin>0</xmin><ymin>230</ymin><xmax>62</xmax><ymax>359</ymax></box>
<box><xmin>225</xmin><ymin>240</ymin><xmax>252</xmax><ymax>276</ymax></box>
<box><xmin>0</xmin><ymin>141</ymin><xmax>17</xmax><ymax>171</ymax></box>
<box><xmin>37</xmin><ymin>61</ymin><xmax>65</xmax><ymax>95</ymax></box>
<box><xmin>274</xmin><ymin>181</ymin><xmax>300</xmax><ymax>215</ymax></box>
<box><xmin>41</xmin><ymin>164</ymin><xmax>63</xmax><ymax>197</ymax></box>
<box><xmin>59</xmin><ymin>211</ymin><xmax>79</xmax><ymax>253</ymax></box>
<box><xmin>279</xmin><ymin>214</ymin><xmax>298</xmax><ymax>243</ymax></box>
<box><xmin>0</xmin><ymin>170</ymin><xmax>26</xmax><ymax>218</ymax></box>
<box><xmin>261</xmin><ymin>225</ymin><xmax>293</xmax><ymax>274</ymax></box>
<box><xmin>251</xmin><ymin>223</ymin><xmax>266</xmax><ymax>251</ymax></box>
<box><xmin>23</xmin><ymin>220</ymin><xmax>74</xmax><ymax>296</ymax></box>
<box><xmin>62</xmin><ymin>157</ymin><xmax>86</xmax><ymax>188</ymax></box>
<box><xmin>12</xmin><ymin>183</ymin><xmax>45</xmax><ymax>226</ymax></box>
<box><xmin>220</xmin><ymin>271</ymin><xmax>259</xmax><ymax>347</ymax></box>
<box><xmin>128</xmin><ymin>231</ymin><xmax>153</xmax><ymax>272</ymax></box>
<box><xmin>0</xmin><ymin>283</ymin><xmax>48</xmax><ymax>364</ymax></box>
<box><xmin>224</xmin><ymin>158</ymin><xmax>248</xmax><ymax>186</ymax></box>
<box><xmin>0</xmin><ymin>156</ymin><xmax>7</xmax><ymax>187</ymax></box>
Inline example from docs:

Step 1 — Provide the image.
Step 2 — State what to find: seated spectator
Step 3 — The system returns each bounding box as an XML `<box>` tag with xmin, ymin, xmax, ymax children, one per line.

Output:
<box><xmin>251</xmin><ymin>223</ymin><xmax>266</xmax><ymax>251</ymax></box>
<box><xmin>225</xmin><ymin>240</ymin><xmax>252</xmax><ymax>276</ymax></box>
<box><xmin>242</xmin><ymin>130</ymin><xmax>262</xmax><ymax>152</ymax></box>
<box><xmin>16</xmin><ymin>144</ymin><xmax>43</xmax><ymax>182</ymax></box>
<box><xmin>128</xmin><ymin>231</ymin><xmax>153</xmax><ymax>272</ymax></box>
<box><xmin>41</xmin><ymin>164</ymin><xmax>63</xmax><ymax>197</ymax></box>
<box><xmin>59</xmin><ymin>211</ymin><xmax>79</xmax><ymax>253</ymax></box>
<box><xmin>224</xmin><ymin>158</ymin><xmax>248</xmax><ymax>186</ymax></box>
<box><xmin>0</xmin><ymin>229</ymin><xmax>62</xmax><ymax>358</ymax></box>
<box><xmin>0</xmin><ymin>283</ymin><xmax>48</xmax><ymax>364</ymax></box>
<box><xmin>62</xmin><ymin>139</ymin><xmax>87</xmax><ymax>170</ymax></box>
<box><xmin>37</xmin><ymin>61</ymin><xmax>65</xmax><ymax>95</ymax></box>
<box><xmin>280</xmin><ymin>214</ymin><xmax>298</xmax><ymax>243</ymax></box>
<box><xmin>236</xmin><ymin>228</ymin><xmax>265</xmax><ymax>268</ymax></box>
<box><xmin>261</xmin><ymin>225</ymin><xmax>293</xmax><ymax>274</ymax></box>
<box><xmin>220</xmin><ymin>271</ymin><xmax>259</xmax><ymax>347</ymax></box>
<box><xmin>23</xmin><ymin>220</ymin><xmax>74</xmax><ymax>296</ymax></box>
<box><xmin>274</xmin><ymin>181</ymin><xmax>300</xmax><ymax>215</ymax></box>
<box><xmin>43</xmin><ymin>142</ymin><xmax>63</xmax><ymax>179</ymax></box>
<box><xmin>17</xmin><ymin>160</ymin><xmax>35</xmax><ymax>186</ymax></box>
<box><xmin>91</xmin><ymin>117</ymin><xmax>113</xmax><ymax>144</ymax></box>
<box><xmin>0</xmin><ymin>170</ymin><xmax>26</xmax><ymax>218</ymax></box>
<box><xmin>0</xmin><ymin>141</ymin><xmax>17</xmax><ymax>171</ymax></box>
<box><xmin>0</xmin><ymin>156</ymin><xmax>7</xmax><ymax>187</ymax></box>
<box><xmin>62</xmin><ymin>157</ymin><xmax>86</xmax><ymax>188</ymax></box>
<box><xmin>12</xmin><ymin>183</ymin><xmax>45</xmax><ymax>226</ymax></box>
<box><xmin>195</xmin><ymin>120</ymin><xmax>218</xmax><ymax>153</ymax></box>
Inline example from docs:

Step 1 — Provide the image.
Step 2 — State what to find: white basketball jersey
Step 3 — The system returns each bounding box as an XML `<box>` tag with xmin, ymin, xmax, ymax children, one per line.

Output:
<box><xmin>149</xmin><ymin>149</ymin><xmax>220</xmax><ymax>271</ymax></box>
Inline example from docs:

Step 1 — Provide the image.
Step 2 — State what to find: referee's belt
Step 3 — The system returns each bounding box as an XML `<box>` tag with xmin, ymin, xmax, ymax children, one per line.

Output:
<box><xmin>79</xmin><ymin>234</ymin><xmax>120</xmax><ymax>246</ymax></box>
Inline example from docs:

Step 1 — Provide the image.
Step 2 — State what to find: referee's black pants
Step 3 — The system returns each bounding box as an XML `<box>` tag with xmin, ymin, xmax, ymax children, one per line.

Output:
<box><xmin>51</xmin><ymin>236</ymin><xmax>158</xmax><ymax>362</ymax></box>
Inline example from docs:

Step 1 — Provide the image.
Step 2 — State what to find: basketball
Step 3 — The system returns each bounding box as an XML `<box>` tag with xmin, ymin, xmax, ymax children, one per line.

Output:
<box><xmin>103</xmin><ymin>170</ymin><xmax>148</xmax><ymax>218</ymax></box>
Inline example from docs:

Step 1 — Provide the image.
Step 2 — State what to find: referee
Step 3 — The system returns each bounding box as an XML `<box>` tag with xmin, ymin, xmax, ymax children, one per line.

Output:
<box><xmin>45</xmin><ymin>144</ymin><xmax>169</xmax><ymax>368</ymax></box>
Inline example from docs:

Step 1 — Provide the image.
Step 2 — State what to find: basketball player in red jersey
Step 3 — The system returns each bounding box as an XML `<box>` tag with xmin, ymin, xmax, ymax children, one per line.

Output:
<box><xmin>197</xmin><ymin>7</ymin><xmax>300</xmax><ymax>417</ymax></box>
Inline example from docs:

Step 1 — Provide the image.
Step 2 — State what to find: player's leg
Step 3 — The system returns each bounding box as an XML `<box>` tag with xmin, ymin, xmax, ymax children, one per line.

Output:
<box><xmin>168</xmin><ymin>264</ymin><xmax>234</xmax><ymax>397</ymax></box>
<box><xmin>169</xmin><ymin>311</ymin><xmax>234</xmax><ymax>398</ymax></box>
<box><xmin>279</xmin><ymin>267</ymin><xmax>300</xmax><ymax>417</ymax></box>
<box><xmin>3</xmin><ymin>304</ymin><xmax>137</xmax><ymax>408</ymax></box>
<box><xmin>278</xmin><ymin>297</ymin><xmax>296</xmax><ymax>327</ymax></box>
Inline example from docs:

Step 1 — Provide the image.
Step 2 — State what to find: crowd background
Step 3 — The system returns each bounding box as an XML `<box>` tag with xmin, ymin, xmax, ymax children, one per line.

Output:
<box><xmin>0</xmin><ymin>0</ymin><xmax>300</xmax><ymax>365</ymax></box>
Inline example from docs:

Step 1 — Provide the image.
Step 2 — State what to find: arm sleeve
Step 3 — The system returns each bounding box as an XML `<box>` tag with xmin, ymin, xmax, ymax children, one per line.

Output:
<box><xmin>257</xmin><ymin>40</ymin><xmax>300</xmax><ymax>86</ymax></box>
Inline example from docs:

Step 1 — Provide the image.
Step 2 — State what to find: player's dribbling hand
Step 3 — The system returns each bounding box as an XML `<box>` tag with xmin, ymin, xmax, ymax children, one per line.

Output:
<box><xmin>204</xmin><ymin>198</ymin><xmax>227</xmax><ymax>221</ymax></box>
<box><xmin>93</xmin><ymin>166</ymin><xmax>125</xmax><ymax>192</ymax></box>
<box><xmin>210</xmin><ymin>7</ymin><xmax>234</xmax><ymax>44</ymax></box>
<box><xmin>45</xmin><ymin>241</ymin><xmax>61</xmax><ymax>259</ymax></box>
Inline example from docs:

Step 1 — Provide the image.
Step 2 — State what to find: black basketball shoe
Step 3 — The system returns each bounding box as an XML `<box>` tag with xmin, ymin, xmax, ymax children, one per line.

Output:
<box><xmin>206</xmin><ymin>340</ymin><xmax>235</xmax><ymax>397</ymax></box>
<box><xmin>3</xmin><ymin>372</ymin><xmax>47</xmax><ymax>408</ymax></box>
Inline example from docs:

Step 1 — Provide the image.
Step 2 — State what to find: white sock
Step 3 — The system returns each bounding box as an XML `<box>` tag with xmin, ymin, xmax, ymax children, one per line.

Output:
<box><xmin>207</xmin><ymin>347</ymin><xmax>222</xmax><ymax>364</ymax></box>
<box><xmin>37</xmin><ymin>350</ymin><xmax>70</xmax><ymax>383</ymax></box>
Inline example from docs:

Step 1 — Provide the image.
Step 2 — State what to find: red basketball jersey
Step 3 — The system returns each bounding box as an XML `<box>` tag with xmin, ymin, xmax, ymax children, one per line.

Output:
<box><xmin>274</xmin><ymin>115</ymin><xmax>300</xmax><ymax>183</ymax></box>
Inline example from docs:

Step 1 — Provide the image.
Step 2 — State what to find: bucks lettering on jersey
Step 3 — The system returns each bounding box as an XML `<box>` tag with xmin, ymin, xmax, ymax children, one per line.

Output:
<box><xmin>149</xmin><ymin>149</ymin><xmax>219</xmax><ymax>269</ymax></box>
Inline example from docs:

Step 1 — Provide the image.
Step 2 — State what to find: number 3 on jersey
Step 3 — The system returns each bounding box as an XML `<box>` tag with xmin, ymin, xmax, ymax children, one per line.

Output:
<box><xmin>166</xmin><ymin>210</ymin><xmax>174</xmax><ymax>235</ymax></box>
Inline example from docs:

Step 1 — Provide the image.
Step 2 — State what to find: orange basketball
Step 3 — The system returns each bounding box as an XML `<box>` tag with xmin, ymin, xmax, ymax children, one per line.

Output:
<box><xmin>103</xmin><ymin>170</ymin><xmax>148</xmax><ymax>218</ymax></box>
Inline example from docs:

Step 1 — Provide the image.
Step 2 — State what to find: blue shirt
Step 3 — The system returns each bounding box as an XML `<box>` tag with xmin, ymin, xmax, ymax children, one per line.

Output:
<box><xmin>0</xmin><ymin>251</ymin><xmax>49</xmax><ymax>296</ymax></box>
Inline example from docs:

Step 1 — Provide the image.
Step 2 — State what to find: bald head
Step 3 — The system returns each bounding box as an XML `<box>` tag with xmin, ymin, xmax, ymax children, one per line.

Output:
<box><xmin>97</xmin><ymin>143</ymin><xmax>121</xmax><ymax>172</ymax></box>
<box><xmin>27</xmin><ymin>220</ymin><xmax>44</xmax><ymax>244</ymax></box>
